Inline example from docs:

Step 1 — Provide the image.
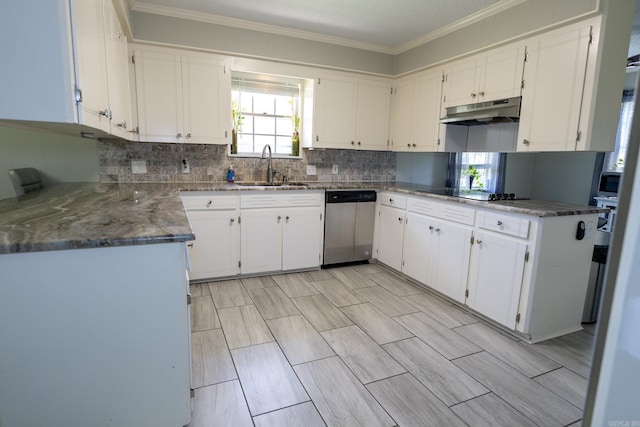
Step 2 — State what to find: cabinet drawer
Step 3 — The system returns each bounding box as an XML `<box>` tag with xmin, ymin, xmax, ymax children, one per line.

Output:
<box><xmin>181</xmin><ymin>193</ymin><xmax>238</xmax><ymax>211</ymax></box>
<box><xmin>379</xmin><ymin>192</ymin><xmax>407</xmax><ymax>209</ymax></box>
<box><xmin>438</xmin><ymin>202</ymin><xmax>475</xmax><ymax>226</ymax></box>
<box><xmin>477</xmin><ymin>211</ymin><xmax>530</xmax><ymax>238</ymax></box>
<box><xmin>407</xmin><ymin>197</ymin><xmax>439</xmax><ymax>216</ymax></box>
<box><xmin>240</xmin><ymin>191</ymin><xmax>323</xmax><ymax>208</ymax></box>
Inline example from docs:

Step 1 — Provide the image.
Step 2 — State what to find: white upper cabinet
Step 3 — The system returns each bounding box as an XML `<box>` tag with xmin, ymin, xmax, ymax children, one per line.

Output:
<box><xmin>441</xmin><ymin>42</ymin><xmax>525</xmax><ymax>111</ymax></box>
<box><xmin>390</xmin><ymin>68</ymin><xmax>443</xmax><ymax>152</ymax></box>
<box><xmin>312</xmin><ymin>75</ymin><xmax>390</xmax><ymax>150</ymax></box>
<box><xmin>517</xmin><ymin>25</ymin><xmax>592</xmax><ymax>152</ymax></box>
<box><xmin>0</xmin><ymin>0</ymin><xmax>131</xmax><ymax>138</ymax></box>
<box><xmin>133</xmin><ymin>47</ymin><xmax>230</xmax><ymax>144</ymax></box>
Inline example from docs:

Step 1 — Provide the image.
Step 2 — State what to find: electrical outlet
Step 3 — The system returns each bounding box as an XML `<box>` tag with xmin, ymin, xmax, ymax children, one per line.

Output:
<box><xmin>585</xmin><ymin>220</ymin><xmax>596</xmax><ymax>238</ymax></box>
<box><xmin>306</xmin><ymin>165</ymin><xmax>316</xmax><ymax>175</ymax></box>
<box><xmin>182</xmin><ymin>158</ymin><xmax>190</xmax><ymax>174</ymax></box>
<box><xmin>332</xmin><ymin>164</ymin><xmax>339</xmax><ymax>174</ymax></box>
<box><xmin>131</xmin><ymin>160</ymin><xmax>147</xmax><ymax>174</ymax></box>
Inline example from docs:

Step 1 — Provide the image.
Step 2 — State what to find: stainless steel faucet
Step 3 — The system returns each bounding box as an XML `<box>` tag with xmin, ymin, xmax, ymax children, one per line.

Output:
<box><xmin>261</xmin><ymin>144</ymin><xmax>273</xmax><ymax>183</ymax></box>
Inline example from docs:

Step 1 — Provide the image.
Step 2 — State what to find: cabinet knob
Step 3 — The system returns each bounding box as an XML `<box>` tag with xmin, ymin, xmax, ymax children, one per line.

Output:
<box><xmin>497</xmin><ymin>220</ymin><xmax>503</xmax><ymax>226</ymax></box>
<box><xmin>277</xmin><ymin>216</ymin><xmax>282</xmax><ymax>221</ymax></box>
<box><xmin>429</xmin><ymin>225</ymin><xmax>434</xmax><ymax>230</ymax></box>
<box><xmin>435</xmin><ymin>228</ymin><xmax>440</xmax><ymax>232</ymax></box>
<box><xmin>389</xmin><ymin>199</ymin><xmax>393</xmax><ymax>203</ymax></box>
<box><xmin>476</xmin><ymin>239</ymin><xmax>482</xmax><ymax>244</ymax></box>
<box><xmin>186</xmin><ymin>133</ymin><xmax>191</xmax><ymax>139</ymax></box>
<box><xmin>523</xmin><ymin>139</ymin><xmax>530</xmax><ymax>146</ymax></box>
<box><xmin>286</xmin><ymin>215</ymin><xmax>290</xmax><ymax>221</ymax></box>
<box><xmin>407</xmin><ymin>144</ymin><xmax>411</xmax><ymax>148</ymax></box>
<box><xmin>351</xmin><ymin>141</ymin><xmax>355</xmax><ymax>145</ymax></box>
<box><xmin>207</xmin><ymin>200</ymin><xmax>212</xmax><ymax>206</ymax></box>
<box><xmin>177</xmin><ymin>133</ymin><xmax>182</xmax><ymax>138</ymax></box>
<box><xmin>99</xmin><ymin>109</ymin><xmax>112</xmax><ymax>120</ymax></box>
<box><xmin>187</xmin><ymin>242</ymin><xmax>194</xmax><ymax>248</ymax></box>
<box><xmin>398</xmin><ymin>217</ymin><xmax>403</xmax><ymax>222</ymax></box>
<box><xmin>116</xmin><ymin>121</ymin><xmax>127</xmax><ymax>129</ymax></box>
<box><xmin>470</xmin><ymin>93</ymin><xmax>476</xmax><ymax>98</ymax></box>
<box><xmin>479</xmin><ymin>91</ymin><xmax>485</xmax><ymax>97</ymax></box>
<box><xmin>230</xmin><ymin>218</ymin><xmax>235</xmax><ymax>223</ymax></box>
<box><xmin>412</xmin><ymin>143</ymin><xmax>416</xmax><ymax>147</ymax></box>
<box><xmin>358</xmin><ymin>141</ymin><xmax>361</xmax><ymax>145</ymax></box>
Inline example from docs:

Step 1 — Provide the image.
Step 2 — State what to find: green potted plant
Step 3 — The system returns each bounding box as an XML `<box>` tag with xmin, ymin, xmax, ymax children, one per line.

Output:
<box><xmin>291</xmin><ymin>115</ymin><xmax>300</xmax><ymax>156</ymax></box>
<box><xmin>231</xmin><ymin>101</ymin><xmax>243</xmax><ymax>155</ymax></box>
<box><xmin>462</xmin><ymin>165</ymin><xmax>482</xmax><ymax>190</ymax></box>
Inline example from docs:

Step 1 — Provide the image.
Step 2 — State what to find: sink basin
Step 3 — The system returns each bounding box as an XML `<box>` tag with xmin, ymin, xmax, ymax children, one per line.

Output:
<box><xmin>234</xmin><ymin>182</ymin><xmax>307</xmax><ymax>188</ymax></box>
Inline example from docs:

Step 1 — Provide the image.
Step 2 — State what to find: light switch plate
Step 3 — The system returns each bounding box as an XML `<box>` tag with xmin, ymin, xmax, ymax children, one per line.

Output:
<box><xmin>131</xmin><ymin>160</ymin><xmax>147</xmax><ymax>174</ymax></box>
<box><xmin>332</xmin><ymin>164</ymin><xmax>339</xmax><ymax>174</ymax></box>
<box><xmin>306</xmin><ymin>165</ymin><xmax>316</xmax><ymax>175</ymax></box>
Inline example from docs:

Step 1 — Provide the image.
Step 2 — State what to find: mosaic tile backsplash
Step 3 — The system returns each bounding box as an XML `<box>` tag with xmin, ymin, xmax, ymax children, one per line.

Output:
<box><xmin>98</xmin><ymin>140</ymin><xmax>396</xmax><ymax>183</ymax></box>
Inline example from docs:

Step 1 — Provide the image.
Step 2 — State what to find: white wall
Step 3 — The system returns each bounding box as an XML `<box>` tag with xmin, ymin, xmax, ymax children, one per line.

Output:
<box><xmin>0</xmin><ymin>124</ymin><xmax>99</xmax><ymax>199</ymax></box>
<box><xmin>528</xmin><ymin>152</ymin><xmax>598</xmax><ymax>205</ymax></box>
<box><xmin>395</xmin><ymin>152</ymin><xmax>449</xmax><ymax>186</ymax></box>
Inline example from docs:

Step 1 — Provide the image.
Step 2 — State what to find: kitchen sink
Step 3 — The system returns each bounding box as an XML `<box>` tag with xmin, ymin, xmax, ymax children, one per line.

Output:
<box><xmin>234</xmin><ymin>182</ymin><xmax>307</xmax><ymax>188</ymax></box>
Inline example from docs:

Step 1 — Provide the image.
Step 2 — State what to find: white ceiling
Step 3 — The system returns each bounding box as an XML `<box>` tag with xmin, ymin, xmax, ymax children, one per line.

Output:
<box><xmin>131</xmin><ymin>0</ymin><xmax>525</xmax><ymax>54</ymax></box>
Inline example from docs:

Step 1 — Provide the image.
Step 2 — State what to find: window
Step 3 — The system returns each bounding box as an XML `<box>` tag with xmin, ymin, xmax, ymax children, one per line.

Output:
<box><xmin>231</xmin><ymin>72</ymin><xmax>301</xmax><ymax>156</ymax></box>
<box><xmin>604</xmin><ymin>88</ymin><xmax>634</xmax><ymax>171</ymax></box>
<box><xmin>457</xmin><ymin>152</ymin><xmax>503</xmax><ymax>192</ymax></box>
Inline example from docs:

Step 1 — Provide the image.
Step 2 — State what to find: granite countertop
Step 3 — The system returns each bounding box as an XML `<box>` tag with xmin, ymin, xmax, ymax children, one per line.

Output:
<box><xmin>0</xmin><ymin>183</ymin><xmax>194</xmax><ymax>254</ymax></box>
<box><xmin>0</xmin><ymin>181</ymin><xmax>607</xmax><ymax>255</ymax></box>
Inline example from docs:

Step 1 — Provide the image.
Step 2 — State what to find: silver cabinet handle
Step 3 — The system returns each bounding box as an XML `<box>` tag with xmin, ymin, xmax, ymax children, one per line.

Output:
<box><xmin>476</xmin><ymin>239</ymin><xmax>482</xmax><ymax>244</ymax></box>
<box><xmin>398</xmin><ymin>217</ymin><xmax>403</xmax><ymax>222</ymax></box>
<box><xmin>187</xmin><ymin>242</ymin><xmax>194</xmax><ymax>248</ymax></box>
<box><xmin>435</xmin><ymin>228</ymin><xmax>440</xmax><ymax>232</ymax></box>
<box><xmin>357</xmin><ymin>141</ymin><xmax>361</xmax><ymax>146</ymax></box>
<box><xmin>470</xmin><ymin>93</ymin><xmax>476</xmax><ymax>98</ymax></box>
<box><xmin>99</xmin><ymin>109</ymin><xmax>112</xmax><ymax>119</ymax></box>
<box><xmin>523</xmin><ymin>139</ymin><xmax>530</xmax><ymax>146</ymax></box>
<box><xmin>497</xmin><ymin>220</ymin><xmax>503</xmax><ymax>226</ymax></box>
<box><xmin>479</xmin><ymin>91</ymin><xmax>485</xmax><ymax>97</ymax></box>
<box><xmin>407</xmin><ymin>144</ymin><xmax>411</xmax><ymax>148</ymax></box>
<box><xmin>230</xmin><ymin>218</ymin><xmax>235</xmax><ymax>223</ymax></box>
<box><xmin>429</xmin><ymin>226</ymin><xmax>434</xmax><ymax>230</ymax></box>
<box><xmin>389</xmin><ymin>199</ymin><xmax>393</xmax><ymax>203</ymax></box>
<box><xmin>186</xmin><ymin>133</ymin><xmax>191</xmax><ymax>139</ymax></box>
<box><xmin>351</xmin><ymin>141</ymin><xmax>355</xmax><ymax>145</ymax></box>
<box><xmin>286</xmin><ymin>216</ymin><xmax>290</xmax><ymax>220</ymax></box>
<box><xmin>412</xmin><ymin>143</ymin><xmax>416</xmax><ymax>147</ymax></box>
<box><xmin>277</xmin><ymin>216</ymin><xmax>282</xmax><ymax>221</ymax></box>
<box><xmin>207</xmin><ymin>200</ymin><xmax>212</xmax><ymax>206</ymax></box>
<box><xmin>116</xmin><ymin>121</ymin><xmax>127</xmax><ymax>129</ymax></box>
<box><xmin>176</xmin><ymin>133</ymin><xmax>182</xmax><ymax>138</ymax></box>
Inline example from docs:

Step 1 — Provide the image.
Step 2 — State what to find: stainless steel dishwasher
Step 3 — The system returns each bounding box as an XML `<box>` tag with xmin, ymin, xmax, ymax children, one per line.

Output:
<box><xmin>323</xmin><ymin>190</ymin><xmax>377</xmax><ymax>266</ymax></box>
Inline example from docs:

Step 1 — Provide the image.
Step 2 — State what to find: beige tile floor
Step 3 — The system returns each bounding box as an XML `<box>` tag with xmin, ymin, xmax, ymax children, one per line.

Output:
<box><xmin>187</xmin><ymin>264</ymin><xmax>596</xmax><ymax>427</ymax></box>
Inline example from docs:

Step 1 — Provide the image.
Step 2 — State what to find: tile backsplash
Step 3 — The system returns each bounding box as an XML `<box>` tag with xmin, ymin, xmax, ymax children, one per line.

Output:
<box><xmin>98</xmin><ymin>140</ymin><xmax>396</xmax><ymax>183</ymax></box>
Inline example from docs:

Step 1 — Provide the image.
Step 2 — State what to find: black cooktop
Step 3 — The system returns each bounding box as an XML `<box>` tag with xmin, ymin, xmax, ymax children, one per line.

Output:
<box><xmin>453</xmin><ymin>192</ymin><xmax>529</xmax><ymax>202</ymax></box>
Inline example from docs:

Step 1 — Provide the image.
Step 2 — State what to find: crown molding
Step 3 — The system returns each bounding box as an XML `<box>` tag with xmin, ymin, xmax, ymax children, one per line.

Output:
<box><xmin>132</xmin><ymin>0</ymin><xmax>527</xmax><ymax>56</ymax></box>
<box><xmin>394</xmin><ymin>0</ymin><xmax>527</xmax><ymax>54</ymax></box>
<box><xmin>131</xmin><ymin>2</ymin><xmax>396</xmax><ymax>55</ymax></box>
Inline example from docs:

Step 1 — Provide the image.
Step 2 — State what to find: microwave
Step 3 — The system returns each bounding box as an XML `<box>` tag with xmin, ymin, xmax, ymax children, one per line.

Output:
<box><xmin>598</xmin><ymin>171</ymin><xmax>622</xmax><ymax>197</ymax></box>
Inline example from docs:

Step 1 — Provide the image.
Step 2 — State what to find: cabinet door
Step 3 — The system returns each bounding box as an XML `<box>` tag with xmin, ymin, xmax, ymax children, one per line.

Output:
<box><xmin>134</xmin><ymin>49</ymin><xmax>183</xmax><ymax>142</ymax></box>
<box><xmin>414</xmin><ymin>69</ymin><xmax>443</xmax><ymax>152</ymax></box>
<box><xmin>73</xmin><ymin>0</ymin><xmax>110</xmax><ymax>133</ymax></box>
<box><xmin>478</xmin><ymin>43</ymin><xmax>525</xmax><ymax>103</ymax></box>
<box><xmin>187</xmin><ymin>210</ymin><xmax>239</xmax><ymax>280</ymax></box>
<box><xmin>241</xmin><ymin>208</ymin><xmax>282</xmax><ymax>275</ymax></box>
<box><xmin>390</xmin><ymin>77</ymin><xmax>415</xmax><ymax>151</ymax></box>
<box><xmin>517</xmin><ymin>26</ymin><xmax>592</xmax><ymax>152</ymax></box>
<box><xmin>442</xmin><ymin>57</ymin><xmax>478</xmax><ymax>110</ymax></box>
<box><xmin>103</xmin><ymin>0</ymin><xmax>131</xmax><ymax>139</ymax></box>
<box><xmin>401</xmin><ymin>212</ymin><xmax>433</xmax><ymax>285</ymax></box>
<box><xmin>182</xmin><ymin>55</ymin><xmax>228</xmax><ymax>144</ymax></box>
<box><xmin>376</xmin><ymin>205</ymin><xmax>405</xmax><ymax>271</ymax></box>
<box><xmin>355</xmin><ymin>79</ymin><xmax>390</xmax><ymax>150</ymax></box>
<box><xmin>467</xmin><ymin>231</ymin><xmax>526</xmax><ymax>329</ymax></box>
<box><xmin>313</xmin><ymin>76</ymin><xmax>356</xmax><ymax>148</ymax></box>
<box><xmin>282</xmin><ymin>206</ymin><xmax>322</xmax><ymax>271</ymax></box>
<box><xmin>431</xmin><ymin>221</ymin><xmax>472</xmax><ymax>303</ymax></box>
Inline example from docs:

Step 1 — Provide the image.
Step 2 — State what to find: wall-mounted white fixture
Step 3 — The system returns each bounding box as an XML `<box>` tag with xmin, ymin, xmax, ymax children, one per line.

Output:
<box><xmin>131</xmin><ymin>160</ymin><xmax>147</xmax><ymax>174</ymax></box>
<box><xmin>182</xmin><ymin>158</ymin><xmax>190</xmax><ymax>174</ymax></box>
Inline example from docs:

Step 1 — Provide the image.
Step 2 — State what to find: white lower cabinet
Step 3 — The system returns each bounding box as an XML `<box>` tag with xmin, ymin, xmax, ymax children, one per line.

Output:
<box><xmin>430</xmin><ymin>220</ymin><xmax>473</xmax><ymax>303</ymax></box>
<box><xmin>240</xmin><ymin>192</ymin><xmax>324</xmax><ymax>275</ymax></box>
<box><xmin>467</xmin><ymin>230</ymin><xmax>527</xmax><ymax>329</ymax></box>
<box><xmin>375</xmin><ymin>191</ymin><xmax>599</xmax><ymax>342</ymax></box>
<box><xmin>181</xmin><ymin>193</ymin><xmax>240</xmax><ymax>280</ymax></box>
<box><xmin>376</xmin><ymin>204</ymin><xmax>406</xmax><ymax>271</ymax></box>
<box><xmin>240</xmin><ymin>208</ymin><xmax>283</xmax><ymax>274</ymax></box>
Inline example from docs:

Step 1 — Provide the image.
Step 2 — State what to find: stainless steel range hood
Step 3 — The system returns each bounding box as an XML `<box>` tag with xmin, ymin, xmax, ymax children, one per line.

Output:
<box><xmin>440</xmin><ymin>96</ymin><xmax>521</xmax><ymax>126</ymax></box>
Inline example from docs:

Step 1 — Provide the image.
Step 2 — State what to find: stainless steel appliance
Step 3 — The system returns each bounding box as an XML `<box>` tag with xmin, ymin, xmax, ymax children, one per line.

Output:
<box><xmin>323</xmin><ymin>190</ymin><xmax>377</xmax><ymax>266</ymax></box>
<box><xmin>597</xmin><ymin>171</ymin><xmax>622</xmax><ymax>197</ymax></box>
<box><xmin>440</xmin><ymin>96</ymin><xmax>521</xmax><ymax>126</ymax></box>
